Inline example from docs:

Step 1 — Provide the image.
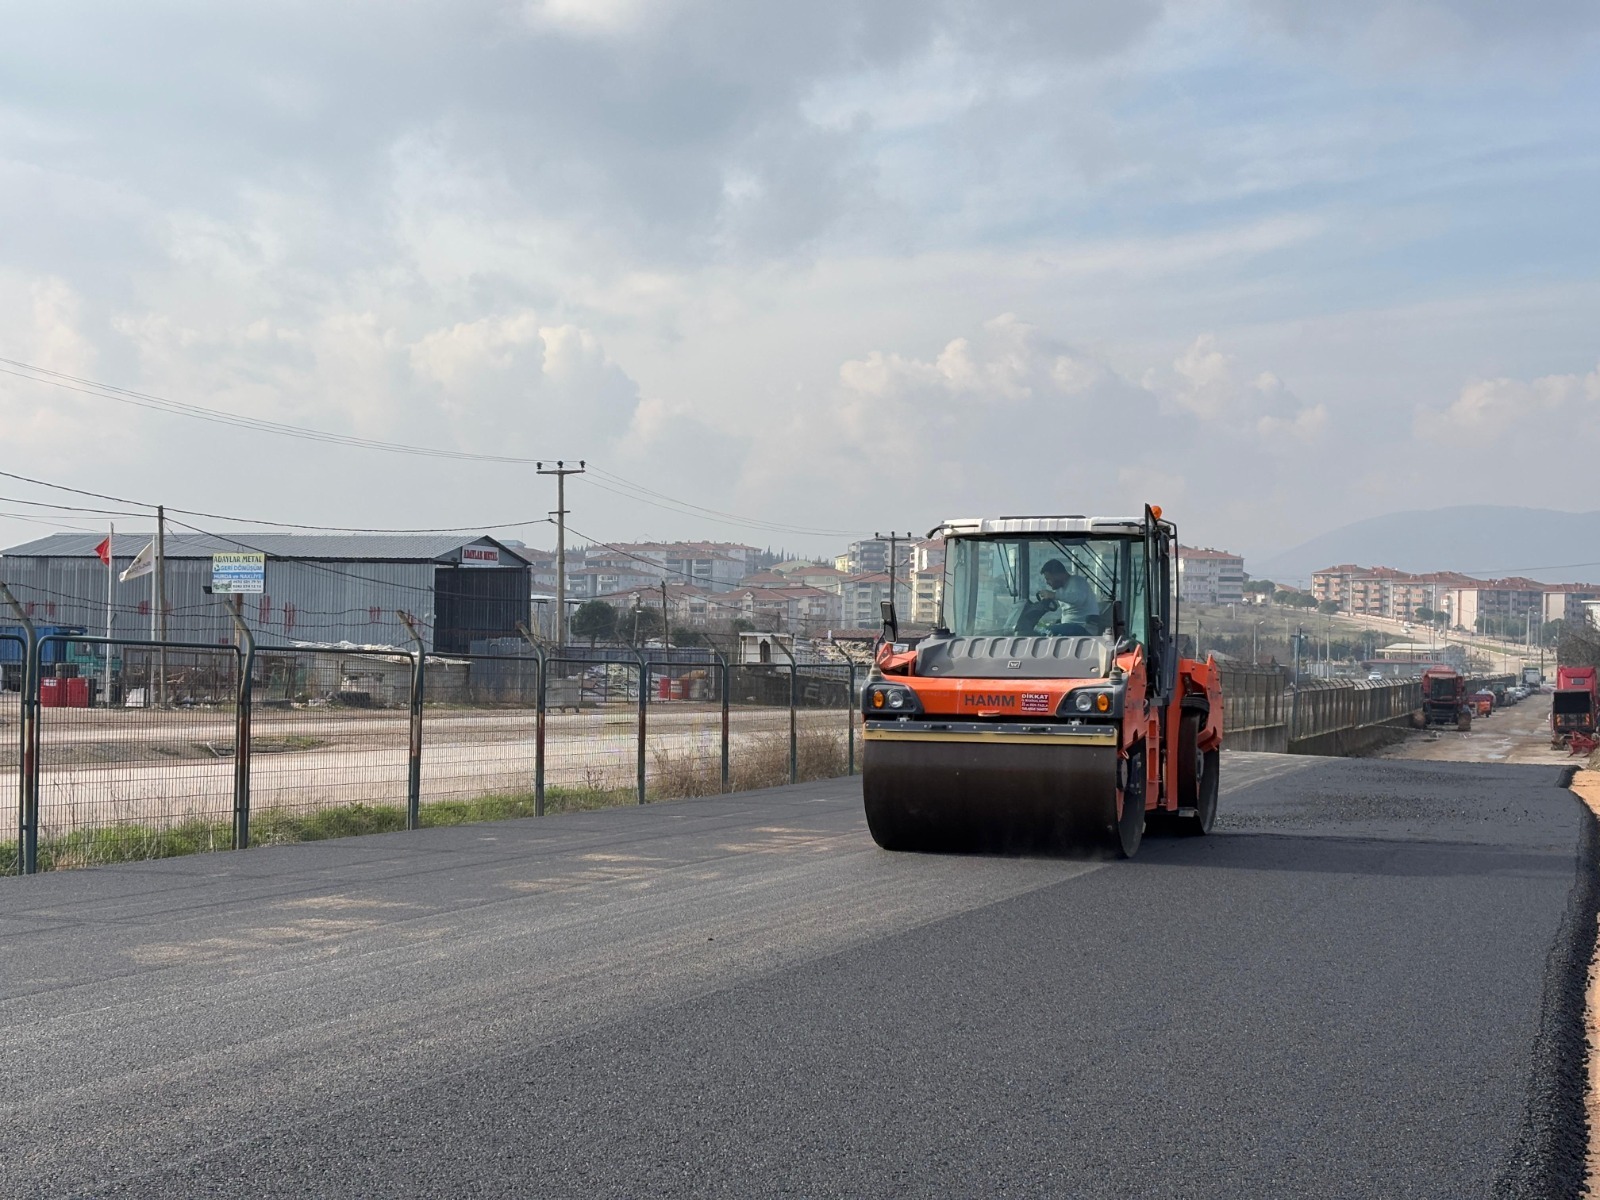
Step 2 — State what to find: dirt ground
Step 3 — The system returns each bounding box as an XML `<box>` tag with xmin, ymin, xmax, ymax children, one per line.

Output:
<box><xmin>0</xmin><ymin>701</ymin><xmax>850</xmax><ymax>834</ymax></box>
<box><xmin>1378</xmin><ymin>692</ymin><xmax>1573</xmax><ymax>767</ymax></box>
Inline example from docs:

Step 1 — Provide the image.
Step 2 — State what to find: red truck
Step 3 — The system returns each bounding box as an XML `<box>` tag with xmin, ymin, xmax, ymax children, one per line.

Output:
<box><xmin>1551</xmin><ymin>666</ymin><xmax>1598</xmax><ymax>749</ymax></box>
<box><xmin>1420</xmin><ymin>666</ymin><xmax>1471</xmax><ymax>731</ymax></box>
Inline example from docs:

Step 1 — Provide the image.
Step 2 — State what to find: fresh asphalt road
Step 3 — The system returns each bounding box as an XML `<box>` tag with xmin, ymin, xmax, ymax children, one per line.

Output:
<box><xmin>0</xmin><ymin>751</ymin><xmax>1590</xmax><ymax>1198</ymax></box>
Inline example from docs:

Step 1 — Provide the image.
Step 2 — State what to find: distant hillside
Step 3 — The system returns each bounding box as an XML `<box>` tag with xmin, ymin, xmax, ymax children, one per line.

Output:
<box><xmin>1253</xmin><ymin>506</ymin><xmax>1600</xmax><ymax>586</ymax></box>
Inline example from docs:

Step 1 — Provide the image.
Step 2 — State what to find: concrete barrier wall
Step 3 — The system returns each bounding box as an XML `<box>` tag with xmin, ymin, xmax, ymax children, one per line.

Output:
<box><xmin>1218</xmin><ymin>666</ymin><xmax>1422</xmax><ymax>758</ymax></box>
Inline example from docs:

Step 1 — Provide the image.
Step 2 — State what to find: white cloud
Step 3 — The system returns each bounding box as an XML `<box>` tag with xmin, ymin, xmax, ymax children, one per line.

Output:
<box><xmin>0</xmin><ymin>0</ymin><xmax>1595</xmax><ymax>558</ymax></box>
<box><xmin>744</xmin><ymin>315</ymin><xmax>1325</xmax><ymax>543</ymax></box>
<box><xmin>522</xmin><ymin>0</ymin><xmax>663</xmax><ymax>36</ymax></box>
<box><xmin>1414</xmin><ymin>364</ymin><xmax>1600</xmax><ymax>447</ymax></box>
<box><xmin>1166</xmin><ymin>334</ymin><xmax>1327</xmax><ymax>442</ymax></box>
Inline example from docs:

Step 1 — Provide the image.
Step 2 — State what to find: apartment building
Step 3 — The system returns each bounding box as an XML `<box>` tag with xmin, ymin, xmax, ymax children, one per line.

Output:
<box><xmin>842</xmin><ymin>572</ymin><xmax>892</xmax><ymax>628</ymax></box>
<box><xmin>577</xmin><ymin>542</ymin><xmax>758</xmax><ymax>592</ymax></box>
<box><xmin>909</xmin><ymin>538</ymin><xmax>945</xmax><ymax>626</ymax></box>
<box><xmin>1177</xmin><ymin>547</ymin><xmax>1245</xmax><ymax>605</ymax></box>
<box><xmin>843</xmin><ymin>538</ymin><xmax>914</xmax><ymax>576</ymax></box>
<box><xmin>1315</xmin><ymin>562</ymin><xmax>1600</xmax><ymax>628</ymax></box>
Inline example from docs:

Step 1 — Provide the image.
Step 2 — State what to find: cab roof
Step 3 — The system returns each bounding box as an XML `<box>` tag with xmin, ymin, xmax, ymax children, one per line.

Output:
<box><xmin>937</xmin><ymin>516</ymin><xmax>1144</xmax><ymax>537</ymax></box>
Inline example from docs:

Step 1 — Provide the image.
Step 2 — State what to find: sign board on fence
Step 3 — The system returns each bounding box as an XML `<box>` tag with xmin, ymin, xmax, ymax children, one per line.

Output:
<box><xmin>211</xmin><ymin>552</ymin><xmax>265</xmax><ymax>594</ymax></box>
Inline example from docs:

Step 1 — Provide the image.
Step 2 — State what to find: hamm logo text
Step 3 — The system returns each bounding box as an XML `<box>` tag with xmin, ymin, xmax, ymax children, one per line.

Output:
<box><xmin>963</xmin><ymin>693</ymin><xmax>1016</xmax><ymax>708</ymax></box>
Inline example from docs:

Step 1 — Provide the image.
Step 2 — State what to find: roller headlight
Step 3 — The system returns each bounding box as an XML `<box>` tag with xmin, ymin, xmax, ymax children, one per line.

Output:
<box><xmin>864</xmin><ymin>684</ymin><xmax>921</xmax><ymax>716</ymax></box>
<box><xmin>1060</xmin><ymin>687</ymin><xmax>1121</xmax><ymax>718</ymax></box>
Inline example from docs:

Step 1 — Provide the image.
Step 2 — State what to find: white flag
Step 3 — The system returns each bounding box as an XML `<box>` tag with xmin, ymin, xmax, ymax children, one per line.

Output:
<box><xmin>119</xmin><ymin>540</ymin><xmax>155</xmax><ymax>582</ymax></box>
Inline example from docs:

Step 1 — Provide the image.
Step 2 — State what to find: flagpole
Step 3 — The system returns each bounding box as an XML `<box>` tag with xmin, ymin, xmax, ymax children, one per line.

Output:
<box><xmin>105</xmin><ymin>522</ymin><xmax>114</xmax><ymax>708</ymax></box>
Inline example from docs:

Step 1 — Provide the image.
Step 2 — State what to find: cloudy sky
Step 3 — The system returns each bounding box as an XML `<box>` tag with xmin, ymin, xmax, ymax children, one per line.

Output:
<box><xmin>1</xmin><ymin>0</ymin><xmax>1597</xmax><ymax>562</ymax></box>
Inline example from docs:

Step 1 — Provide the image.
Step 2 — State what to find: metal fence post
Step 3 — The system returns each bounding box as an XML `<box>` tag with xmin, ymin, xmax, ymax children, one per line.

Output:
<box><xmin>519</xmin><ymin>624</ymin><xmax>547</xmax><ymax>817</ymax></box>
<box><xmin>1</xmin><ymin>583</ymin><xmax>38</xmax><ymax>874</ymax></box>
<box><xmin>635</xmin><ymin>651</ymin><xmax>648</xmax><ymax>805</ymax></box>
<box><xmin>770</xmin><ymin>637</ymin><xmax>799</xmax><ymax>785</ymax></box>
<box><xmin>223</xmin><ymin>596</ymin><xmax>256</xmax><ymax>851</ymax></box>
<box><xmin>711</xmin><ymin>648</ymin><xmax>730</xmax><ymax>794</ymax></box>
<box><xmin>535</xmin><ymin>652</ymin><xmax>547</xmax><ymax>816</ymax></box>
<box><xmin>398</xmin><ymin>612</ymin><xmax>426</xmax><ymax>830</ymax></box>
<box><xmin>847</xmin><ymin>663</ymin><xmax>857</xmax><ymax>775</ymax></box>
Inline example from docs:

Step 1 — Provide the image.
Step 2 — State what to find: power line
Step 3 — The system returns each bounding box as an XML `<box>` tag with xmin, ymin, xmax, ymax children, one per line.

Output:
<box><xmin>0</xmin><ymin>355</ymin><xmax>867</xmax><ymax>539</ymax></box>
<box><xmin>580</xmin><ymin>470</ymin><xmax>864</xmax><ymax>539</ymax></box>
<box><xmin>0</xmin><ymin>360</ymin><xmax>544</xmax><ymax>464</ymax></box>
<box><xmin>0</xmin><ymin>467</ymin><xmax>555</xmax><ymax>534</ymax></box>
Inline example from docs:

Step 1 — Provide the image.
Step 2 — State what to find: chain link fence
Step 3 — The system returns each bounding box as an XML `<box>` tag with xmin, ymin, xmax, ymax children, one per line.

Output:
<box><xmin>248</xmin><ymin>648</ymin><xmax>417</xmax><ymax>836</ymax></box>
<box><xmin>7</xmin><ymin>624</ymin><xmax>1473</xmax><ymax>873</ymax></box>
<box><xmin>31</xmin><ymin>637</ymin><xmax>241</xmax><ymax>870</ymax></box>
<box><xmin>1</xmin><ymin>631</ymin><xmax>24</xmax><ymax>874</ymax></box>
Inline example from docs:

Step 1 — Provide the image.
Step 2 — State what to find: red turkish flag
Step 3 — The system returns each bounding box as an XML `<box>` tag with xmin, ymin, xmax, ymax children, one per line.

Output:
<box><xmin>94</xmin><ymin>537</ymin><xmax>112</xmax><ymax>566</ymax></box>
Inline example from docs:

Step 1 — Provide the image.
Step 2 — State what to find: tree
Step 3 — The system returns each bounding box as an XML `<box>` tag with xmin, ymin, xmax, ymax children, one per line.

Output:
<box><xmin>571</xmin><ymin>600</ymin><xmax>616</xmax><ymax>647</ymax></box>
<box><xmin>622</xmin><ymin>605</ymin><xmax>664</xmax><ymax>645</ymax></box>
<box><xmin>1317</xmin><ymin>600</ymin><xmax>1340</xmax><ymax>615</ymax></box>
<box><xmin>1414</xmin><ymin>607</ymin><xmax>1435</xmax><ymax>622</ymax></box>
<box><xmin>1243</xmin><ymin>579</ymin><xmax>1275</xmax><ymax>595</ymax></box>
<box><xmin>670</xmin><ymin>625</ymin><xmax>709</xmax><ymax>647</ymax></box>
<box><xmin>731</xmin><ymin>617</ymin><xmax>755</xmax><ymax>633</ymax></box>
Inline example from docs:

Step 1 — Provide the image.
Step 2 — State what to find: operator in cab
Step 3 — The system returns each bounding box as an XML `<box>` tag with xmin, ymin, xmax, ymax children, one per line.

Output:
<box><xmin>1019</xmin><ymin>558</ymin><xmax>1106</xmax><ymax>636</ymax></box>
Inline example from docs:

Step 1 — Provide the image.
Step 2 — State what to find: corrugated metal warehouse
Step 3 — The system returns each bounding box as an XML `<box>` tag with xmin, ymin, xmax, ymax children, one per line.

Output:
<box><xmin>0</xmin><ymin>533</ymin><xmax>533</xmax><ymax>653</ymax></box>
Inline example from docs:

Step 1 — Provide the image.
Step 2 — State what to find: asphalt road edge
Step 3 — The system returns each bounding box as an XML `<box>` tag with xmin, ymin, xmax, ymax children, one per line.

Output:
<box><xmin>1495</xmin><ymin>764</ymin><xmax>1593</xmax><ymax>1199</ymax></box>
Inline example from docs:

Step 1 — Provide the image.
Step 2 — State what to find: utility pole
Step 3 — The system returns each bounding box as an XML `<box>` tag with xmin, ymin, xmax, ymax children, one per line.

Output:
<box><xmin>536</xmin><ymin>460</ymin><xmax>585</xmax><ymax>648</ymax></box>
<box><xmin>104</xmin><ymin>521</ymin><xmax>114</xmax><ymax>707</ymax></box>
<box><xmin>661</xmin><ymin>579</ymin><xmax>670</xmax><ymax>650</ymax></box>
<box><xmin>874</xmin><ymin>531</ymin><xmax>914</xmax><ymax>623</ymax></box>
<box><xmin>155</xmin><ymin>504</ymin><xmax>167</xmax><ymax>707</ymax></box>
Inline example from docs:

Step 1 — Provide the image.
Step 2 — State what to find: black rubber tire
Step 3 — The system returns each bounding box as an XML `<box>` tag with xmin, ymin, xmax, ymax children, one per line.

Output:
<box><xmin>1115</xmin><ymin>744</ymin><xmax>1145</xmax><ymax>858</ymax></box>
<box><xmin>1172</xmin><ymin>712</ymin><xmax>1218</xmax><ymax>837</ymax></box>
<box><xmin>1182</xmin><ymin>748</ymin><xmax>1219</xmax><ymax>836</ymax></box>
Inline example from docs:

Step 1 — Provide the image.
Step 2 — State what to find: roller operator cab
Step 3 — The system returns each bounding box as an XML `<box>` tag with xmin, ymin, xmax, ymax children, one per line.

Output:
<box><xmin>862</xmin><ymin>509</ymin><xmax>1223</xmax><ymax>858</ymax></box>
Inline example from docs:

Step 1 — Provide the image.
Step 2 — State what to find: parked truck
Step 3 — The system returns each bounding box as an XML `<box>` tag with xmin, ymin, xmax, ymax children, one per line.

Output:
<box><xmin>1523</xmin><ymin>665</ymin><xmax>1544</xmax><ymax>689</ymax></box>
<box><xmin>0</xmin><ymin>624</ymin><xmax>88</xmax><ymax>691</ymax></box>
<box><xmin>1420</xmin><ymin>665</ymin><xmax>1471</xmax><ymax>731</ymax></box>
<box><xmin>1551</xmin><ymin>665</ymin><xmax>1599</xmax><ymax>749</ymax></box>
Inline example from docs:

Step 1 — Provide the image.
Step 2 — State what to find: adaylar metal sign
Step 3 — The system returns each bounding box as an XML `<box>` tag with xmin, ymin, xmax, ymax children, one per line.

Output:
<box><xmin>211</xmin><ymin>552</ymin><xmax>266</xmax><ymax>594</ymax></box>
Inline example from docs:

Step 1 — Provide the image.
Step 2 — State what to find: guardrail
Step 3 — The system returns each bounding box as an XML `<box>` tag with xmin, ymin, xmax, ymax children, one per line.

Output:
<box><xmin>1216</xmin><ymin>666</ymin><xmax>1521</xmax><ymax>755</ymax></box>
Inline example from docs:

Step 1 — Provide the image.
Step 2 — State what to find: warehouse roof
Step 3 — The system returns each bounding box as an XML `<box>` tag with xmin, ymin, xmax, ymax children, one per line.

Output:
<box><xmin>1</xmin><ymin>531</ymin><xmax>534</xmax><ymax>565</ymax></box>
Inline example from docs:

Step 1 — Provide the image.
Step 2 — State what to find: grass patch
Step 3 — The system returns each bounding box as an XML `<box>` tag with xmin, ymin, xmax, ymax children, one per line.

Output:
<box><xmin>0</xmin><ymin>735</ymin><xmax>856</xmax><ymax>874</ymax></box>
<box><xmin>650</xmin><ymin>729</ymin><xmax>850</xmax><ymax>799</ymax></box>
<box><xmin>0</xmin><ymin>784</ymin><xmax>643</xmax><ymax>874</ymax></box>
